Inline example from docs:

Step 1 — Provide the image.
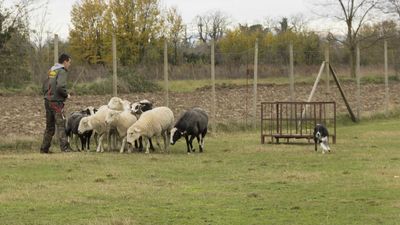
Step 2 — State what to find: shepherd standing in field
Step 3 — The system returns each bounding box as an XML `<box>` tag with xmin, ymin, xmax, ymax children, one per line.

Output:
<box><xmin>40</xmin><ymin>53</ymin><xmax>73</xmax><ymax>153</ymax></box>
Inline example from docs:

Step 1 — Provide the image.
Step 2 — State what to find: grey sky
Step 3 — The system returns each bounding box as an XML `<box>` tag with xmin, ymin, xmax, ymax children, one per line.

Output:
<box><xmin>6</xmin><ymin>0</ymin><xmax>314</xmax><ymax>40</ymax></box>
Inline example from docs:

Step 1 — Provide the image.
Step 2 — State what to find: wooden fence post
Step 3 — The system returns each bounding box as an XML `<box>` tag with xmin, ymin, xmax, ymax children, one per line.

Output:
<box><xmin>112</xmin><ymin>34</ymin><xmax>117</xmax><ymax>97</ymax></box>
<box><xmin>356</xmin><ymin>44</ymin><xmax>361</xmax><ymax>120</ymax></box>
<box><xmin>384</xmin><ymin>40</ymin><xmax>389</xmax><ymax>116</ymax></box>
<box><xmin>211</xmin><ymin>40</ymin><xmax>216</xmax><ymax>133</ymax></box>
<box><xmin>253</xmin><ymin>39</ymin><xmax>259</xmax><ymax>129</ymax></box>
<box><xmin>54</xmin><ymin>34</ymin><xmax>58</xmax><ymax>64</ymax></box>
<box><xmin>289</xmin><ymin>42</ymin><xmax>294</xmax><ymax>101</ymax></box>
<box><xmin>164</xmin><ymin>40</ymin><xmax>169</xmax><ymax>107</ymax></box>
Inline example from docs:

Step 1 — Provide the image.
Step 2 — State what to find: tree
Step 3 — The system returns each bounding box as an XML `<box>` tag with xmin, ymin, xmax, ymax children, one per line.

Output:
<box><xmin>106</xmin><ymin>0</ymin><xmax>163</xmax><ymax>65</ymax></box>
<box><xmin>316</xmin><ymin>0</ymin><xmax>382</xmax><ymax>77</ymax></box>
<box><xmin>0</xmin><ymin>0</ymin><xmax>31</xmax><ymax>88</ymax></box>
<box><xmin>195</xmin><ymin>10</ymin><xmax>229</xmax><ymax>43</ymax></box>
<box><xmin>69</xmin><ymin>0</ymin><xmax>108</xmax><ymax>64</ymax></box>
<box><xmin>383</xmin><ymin>0</ymin><xmax>400</xmax><ymax>18</ymax></box>
<box><xmin>165</xmin><ymin>6</ymin><xmax>184</xmax><ymax>64</ymax></box>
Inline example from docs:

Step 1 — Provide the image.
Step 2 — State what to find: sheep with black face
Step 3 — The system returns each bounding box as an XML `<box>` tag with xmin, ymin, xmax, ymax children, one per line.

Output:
<box><xmin>65</xmin><ymin>106</ymin><xmax>97</xmax><ymax>151</ymax></box>
<box><xmin>170</xmin><ymin>108</ymin><xmax>208</xmax><ymax>154</ymax></box>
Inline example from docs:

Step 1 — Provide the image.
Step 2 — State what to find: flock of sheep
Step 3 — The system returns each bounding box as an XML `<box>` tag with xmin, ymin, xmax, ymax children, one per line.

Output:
<box><xmin>66</xmin><ymin>97</ymin><xmax>209</xmax><ymax>154</ymax></box>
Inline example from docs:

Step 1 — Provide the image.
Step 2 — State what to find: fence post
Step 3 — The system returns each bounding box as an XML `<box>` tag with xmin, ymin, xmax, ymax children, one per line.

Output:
<box><xmin>356</xmin><ymin>44</ymin><xmax>361</xmax><ymax>120</ymax></box>
<box><xmin>325</xmin><ymin>45</ymin><xmax>330</xmax><ymax>93</ymax></box>
<box><xmin>384</xmin><ymin>40</ymin><xmax>389</xmax><ymax>116</ymax></box>
<box><xmin>164</xmin><ymin>40</ymin><xmax>169</xmax><ymax>107</ymax></box>
<box><xmin>211</xmin><ymin>40</ymin><xmax>216</xmax><ymax>133</ymax></box>
<box><xmin>289</xmin><ymin>42</ymin><xmax>294</xmax><ymax>101</ymax></box>
<box><xmin>54</xmin><ymin>34</ymin><xmax>58</xmax><ymax>64</ymax></box>
<box><xmin>253</xmin><ymin>39</ymin><xmax>259</xmax><ymax>129</ymax></box>
<box><xmin>112</xmin><ymin>34</ymin><xmax>117</xmax><ymax>97</ymax></box>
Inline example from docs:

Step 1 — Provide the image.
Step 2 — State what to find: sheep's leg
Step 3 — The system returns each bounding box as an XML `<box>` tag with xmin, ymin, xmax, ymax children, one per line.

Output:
<box><xmin>197</xmin><ymin>135</ymin><xmax>202</xmax><ymax>152</ymax></box>
<box><xmin>200</xmin><ymin>134</ymin><xmax>205</xmax><ymax>152</ymax></box>
<box><xmin>96</xmin><ymin>134</ymin><xmax>104</xmax><ymax>153</ymax></box>
<box><xmin>154</xmin><ymin>136</ymin><xmax>162</xmax><ymax>152</ymax></box>
<box><xmin>80</xmin><ymin>136</ymin><xmax>85</xmax><ymax>151</ymax></box>
<box><xmin>74</xmin><ymin>134</ymin><xmax>79</xmax><ymax>151</ymax></box>
<box><xmin>162</xmin><ymin>131</ymin><xmax>169</xmax><ymax>153</ymax></box>
<box><xmin>184</xmin><ymin>135</ymin><xmax>191</xmax><ymax>153</ymax></box>
<box><xmin>149</xmin><ymin>138</ymin><xmax>155</xmax><ymax>151</ymax></box>
<box><xmin>106</xmin><ymin>131</ymin><xmax>111</xmax><ymax>151</ymax></box>
<box><xmin>144</xmin><ymin>138</ymin><xmax>150</xmax><ymax>154</ymax></box>
<box><xmin>87</xmin><ymin>135</ymin><xmax>91</xmax><ymax>151</ymax></box>
<box><xmin>127</xmin><ymin>142</ymin><xmax>133</xmax><ymax>153</ymax></box>
<box><xmin>189</xmin><ymin>135</ymin><xmax>195</xmax><ymax>152</ymax></box>
<box><xmin>120</xmin><ymin>137</ymin><xmax>127</xmax><ymax>153</ymax></box>
<box><xmin>94</xmin><ymin>132</ymin><xmax>98</xmax><ymax>147</ymax></box>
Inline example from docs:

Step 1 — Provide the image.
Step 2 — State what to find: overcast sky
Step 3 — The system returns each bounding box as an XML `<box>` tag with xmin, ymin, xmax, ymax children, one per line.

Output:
<box><xmin>6</xmin><ymin>0</ymin><xmax>317</xmax><ymax>40</ymax></box>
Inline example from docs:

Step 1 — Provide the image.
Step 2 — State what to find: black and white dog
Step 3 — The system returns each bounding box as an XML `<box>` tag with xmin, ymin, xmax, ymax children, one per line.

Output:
<box><xmin>313</xmin><ymin>124</ymin><xmax>330</xmax><ymax>153</ymax></box>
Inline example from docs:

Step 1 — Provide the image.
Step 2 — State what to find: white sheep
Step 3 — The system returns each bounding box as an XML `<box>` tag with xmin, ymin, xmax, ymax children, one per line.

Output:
<box><xmin>126</xmin><ymin>106</ymin><xmax>174</xmax><ymax>154</ymax></box>
<box><xmin>108</xmin><ymin>97</ymin><xmax>131</xmax><ymax>111</ymax></box>
<box><xmin>78</xmin><ymin>105</ymin><xmax>111</xmax><ymax>153</ymax></box>
<box><xmin>105</xmin><ymin>110</ymin><xmax>137</xmax><ymax>153</ymax></box>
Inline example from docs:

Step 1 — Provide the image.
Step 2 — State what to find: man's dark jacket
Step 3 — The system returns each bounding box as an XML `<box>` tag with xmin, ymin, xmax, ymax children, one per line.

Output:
<box><xmin>42</xmin><ymin>63</ymin><xmax>69</xmax><ymax>102</ymax></box>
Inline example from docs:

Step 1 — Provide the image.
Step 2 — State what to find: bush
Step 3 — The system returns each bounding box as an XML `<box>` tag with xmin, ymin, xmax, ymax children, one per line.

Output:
<box><xmin>73</xmin><ymin>67</ymin><xmax>161</xmax><ymax>95</ymax></box>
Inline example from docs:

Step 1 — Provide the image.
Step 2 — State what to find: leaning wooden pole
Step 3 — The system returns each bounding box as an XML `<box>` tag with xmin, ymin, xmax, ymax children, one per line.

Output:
<box><xmin>328</xmin><ymin>63</ymin><xmax>357</xmax><ymax>122</ymax></box>
<box><xmin>299</xmin><ymin>61</ymin><xmax>325</xmax><ymax>125</ymax></box>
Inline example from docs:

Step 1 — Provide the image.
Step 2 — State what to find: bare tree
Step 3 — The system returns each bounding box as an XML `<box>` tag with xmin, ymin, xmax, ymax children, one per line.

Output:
<box><xmin>316</xmin><ymin>0</ymin><xmax>383</xmax><ymax>77</ymax></box>
<box><xmin>195</xmin><ymin>10</ymin><xmax>229</xmax><ymax>43</ymax></box>
<box><xmin>383</xmin><ymin>0</ymin><xmax>400</xmax><ymax>18</ymax></box>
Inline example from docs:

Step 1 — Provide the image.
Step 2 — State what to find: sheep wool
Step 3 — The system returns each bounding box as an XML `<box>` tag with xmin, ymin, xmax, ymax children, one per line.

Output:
<box><xmin>78</xmin><ymin>105</ymin><xmax>110</xmax><ymax>152</ymax></box>
<box><xmin>108</xmin><ymin>97</ymin><xmax>131</xmax><ymax>111</ymax></box>
<box><xmin>127</xmin><ymin>106</ymin><xmax>174</xmax><ymax>153</ymax></box>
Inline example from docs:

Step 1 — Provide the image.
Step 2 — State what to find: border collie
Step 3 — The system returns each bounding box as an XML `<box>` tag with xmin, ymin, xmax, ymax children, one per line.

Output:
<box><xmin>313</xmin><ymin>124</ymin><xmax>330</xmax><ymax>154</ymax></box>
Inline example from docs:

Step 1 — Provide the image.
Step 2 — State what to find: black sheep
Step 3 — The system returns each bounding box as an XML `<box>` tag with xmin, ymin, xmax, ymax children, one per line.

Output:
<box><xmin>170</xmin><ymin>108</ymin><xmax>208</xmax><ymax>153</ymax></box>
<box><xmin>65</xmin><ymin>108</ymin><xmax>95</xmax><ymax>151</ymax></box>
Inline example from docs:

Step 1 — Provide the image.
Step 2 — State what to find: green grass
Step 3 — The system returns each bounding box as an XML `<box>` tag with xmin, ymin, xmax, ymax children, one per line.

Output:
<box><xmin>1</xmin><ymin>118</ymin><xmax>400</xmax><ymax>224</ymax></box>
<box><xmin>158</xmin><ymin>75</ymin><xmax>400</xmax><ymax>93</ymax></box>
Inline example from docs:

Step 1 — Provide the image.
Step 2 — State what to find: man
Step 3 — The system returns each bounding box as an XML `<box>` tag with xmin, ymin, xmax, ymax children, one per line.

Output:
<box><xmin>40</xmin><ymin>53</ymin><xmax>73</xmax><ymax>153</ymax></box>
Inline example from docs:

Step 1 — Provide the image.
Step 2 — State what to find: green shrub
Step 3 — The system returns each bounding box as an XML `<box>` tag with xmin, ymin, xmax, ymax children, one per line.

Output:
<box><xmin>73</xmin><ymin>67</ymin><xmax>160</xmax><ymax>95</ymax></box>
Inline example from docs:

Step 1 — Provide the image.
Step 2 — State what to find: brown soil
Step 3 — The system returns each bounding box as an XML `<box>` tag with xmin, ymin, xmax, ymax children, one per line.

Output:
<box><xmin>1</xmin><ymin>82</ymin><xmax>399</xmax><ymax>137</ymax></box>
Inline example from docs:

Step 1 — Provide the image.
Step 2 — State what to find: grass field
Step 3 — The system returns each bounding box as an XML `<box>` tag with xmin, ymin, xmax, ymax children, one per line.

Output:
<box><xmin>0</xmin><ymin>118</ymin><xmax>400</xmax><ymax>225</ymax></box>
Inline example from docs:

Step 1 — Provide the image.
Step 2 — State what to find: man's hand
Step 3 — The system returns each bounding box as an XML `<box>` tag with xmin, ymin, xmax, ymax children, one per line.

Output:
<box><xmin>67</xmin><ymin>94</ymin><xmax>71</xmax><ymax>99</ymax></box>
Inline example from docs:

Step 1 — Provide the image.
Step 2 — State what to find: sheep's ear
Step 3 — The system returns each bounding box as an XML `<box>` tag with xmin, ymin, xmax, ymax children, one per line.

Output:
<box><xmin>134</xmin><ymin>127</ymin><xmax>141</xmax><ymax>133</ymax></box>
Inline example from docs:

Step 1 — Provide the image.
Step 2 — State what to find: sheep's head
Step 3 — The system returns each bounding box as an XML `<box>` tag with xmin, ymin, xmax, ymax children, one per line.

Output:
<box><xmin>107</xmin><ymin>97</ymin><xmax>123</xmax><ymax>110</ymax></box>
<box><xmin>105</xmin><ymin>110</ymin><xmax>119</xmax><ymax>125</ymax></box>
<box><xmin>81</xmin><ymin>106</ymin><xmax>97</xmax><ymax>116</ymax></box>
<box><xmin>78</xmin><ymin>117</ymin><xmax>92</xmax><ymax>134</ymax></box>
<box><xmin>126</xmin><ymin>126</ymin><xmax>142</xmax><ymax>145</ymax></box>
<box><xmin>131</xmin><ymin>102</ymin><xmax>142</xmax><ymax>115</ymax></box>
<box><xmin>139</xmin><ymin>100</ymin><xmax>153</xmax><ymax>112</ymax></box>
<box><xmin>170</xmin><ymin>127</ymin><xmax>184</xmax><ymax>145</ymax></box>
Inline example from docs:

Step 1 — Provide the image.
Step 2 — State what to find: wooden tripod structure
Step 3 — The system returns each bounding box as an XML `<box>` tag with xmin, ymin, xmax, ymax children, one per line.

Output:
<box><xmin>304</xmin><ymin>61</ymin><xmax>357</xmax><ymax>122</ymax></box>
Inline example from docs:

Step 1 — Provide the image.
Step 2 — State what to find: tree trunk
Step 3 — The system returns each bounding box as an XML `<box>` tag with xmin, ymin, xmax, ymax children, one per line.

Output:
<box><xmin>349</xmin><ymin>45</ymin><xmax>356</xmax><ymax>78</ymax></box>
